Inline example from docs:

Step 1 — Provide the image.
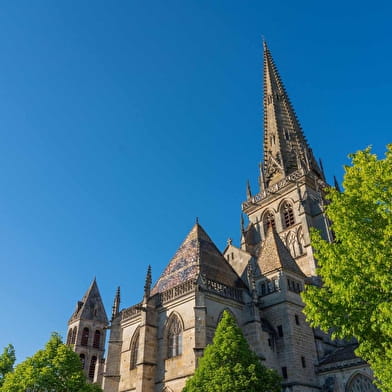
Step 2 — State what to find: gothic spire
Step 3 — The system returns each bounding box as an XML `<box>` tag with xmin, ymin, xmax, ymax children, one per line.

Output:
<box><xmin>262</xmin><ymin>41</ymin><xmax>323</xmax><ymax>188</ymax></box>
<box><xmin>111</xmin><ymin>286</ymin><xmax>121</xmax><ymax>320</ymax></box>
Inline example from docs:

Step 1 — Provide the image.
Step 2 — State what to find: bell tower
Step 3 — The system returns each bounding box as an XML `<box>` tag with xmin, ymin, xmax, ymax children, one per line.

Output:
<box><xmin>241</xmin><ymin>42</ymin><xmax>331</xmax><ymax>279</ymax></box>
<box><xmin>67</xmin><ymin>278</ymin><xmax>109</xmax><ymax>384</ymax></box>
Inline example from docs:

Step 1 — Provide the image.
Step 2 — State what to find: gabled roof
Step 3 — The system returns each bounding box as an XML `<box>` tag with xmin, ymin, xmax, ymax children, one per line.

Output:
<box><xmin>257</xmin><ymin>227</ymin><xmax>304</xmax><ymax>277</ymax></box>
<box><xmin>151</xmin><ymin>223</ymin><xmax>244</xmax><ymax>295</ymax></box>
<box><xmin>223</xmin><ymin>242</ymin><xmax>253</xmax><ymax>278</ymax></box>
<box><xmin>69</xmin><ymin>278</ymin><xmax>109</xmax><ymax>324</ymax></box>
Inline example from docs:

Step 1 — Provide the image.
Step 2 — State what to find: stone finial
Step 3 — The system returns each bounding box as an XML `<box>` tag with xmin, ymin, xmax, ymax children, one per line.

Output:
<box><xmin>111</xmin><ymin>286</ymin><xmax>121</xmax><ymax>320</ymax></box>
<box><xmin>227</xmin><ymin>238</ymin><xmax>233</xmax><ymax>246</ymax></box>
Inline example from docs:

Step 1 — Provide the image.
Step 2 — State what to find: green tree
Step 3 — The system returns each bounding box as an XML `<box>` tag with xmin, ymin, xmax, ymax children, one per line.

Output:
<box><xmin>1</xmin><ymin>333</ymin><xmax>102</xmax><ymax>392</ymax></box>
<box><xmin>302</xmin><ymin>145</ymin><xmax>392</xmax><ymax>391</ymax></box>
<box><xmin>0</xmin><ymin>345</ymin><xmax>15</xmax><ymax>387</ymax></box>
<box><xmin>183</xmin><ymin>310</ymin><xmax>281</xmax><ymax>392</ymax></box>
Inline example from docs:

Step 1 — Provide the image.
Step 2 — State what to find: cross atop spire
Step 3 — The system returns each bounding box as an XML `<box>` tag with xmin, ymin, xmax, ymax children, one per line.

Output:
<box><xmin>262</xmin><ymin>42</ymin><xmax>323</xmax><ymax>188</ymax></box>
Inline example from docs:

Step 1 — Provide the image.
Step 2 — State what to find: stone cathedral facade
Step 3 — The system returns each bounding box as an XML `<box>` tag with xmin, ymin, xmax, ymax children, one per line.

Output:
<box><xmin>66</xmin><ymin>44</ymin><xmax>379</xmax><ymax>392</ymax></box>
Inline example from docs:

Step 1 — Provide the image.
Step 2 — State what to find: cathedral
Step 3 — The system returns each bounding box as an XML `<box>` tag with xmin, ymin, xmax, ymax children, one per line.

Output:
<box><xmin>66</xmin><ymin>43</ymin><xmax>379</xmax><ymax>392</ymax></box>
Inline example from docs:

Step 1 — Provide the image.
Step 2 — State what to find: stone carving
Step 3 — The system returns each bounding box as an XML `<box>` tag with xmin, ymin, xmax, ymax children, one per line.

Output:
<box><xmin>242</xmin><ymin>168</ymin><xmax>305</xmax><ymax>210</ymax></box>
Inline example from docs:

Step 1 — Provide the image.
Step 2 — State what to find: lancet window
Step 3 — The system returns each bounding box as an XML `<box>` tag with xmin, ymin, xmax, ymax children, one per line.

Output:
<box><xmin>71</xmin><ymin>327</ymin><xmax>77</xmax><ymax>344</ymax></box>
<box><xmin>93</xmin><ymin>330</ymin><xmax>101</xmax><ymax>349</ymax></box>
<box><xmin>66</xmin><ymin>329</ymin><xmax>72</xmax><ymax>345</ymax></box>
<box><xmin>79</xmin><ymin>353</ymin><xmax>85</xmax><ymax>369</ymax></box>
<box><xmin>282</xmin><ymin>202</ymin><xmax>295</xmax><ymax>228</ymax></box>
<box><xmin>130</xmin><ymin>329</ymin><xmax>140</xmax><ymax>370</ymax></box>
<box><xmin>81</xmin><ymin>327</ymin><xmax>89</xmax><ymax>346</ymax></box>
<box><xmin>88</xmin><ymin>356</ymin><xmax>97</xmax><ymax>380</ymax></box>
<box><xmin>167</xmin><ymin>314</ymin><xmax>183</xmax><ymax>358</ymax></box>
<box><xmin>263</xmin><ymin>210</ymin><xmax>276</xmax><ymax>233</ymax></box>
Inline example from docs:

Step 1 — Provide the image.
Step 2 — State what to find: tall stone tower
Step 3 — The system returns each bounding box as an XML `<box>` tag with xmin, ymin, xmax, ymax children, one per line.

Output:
<box><xmin>224</xmin><ymin>42</ymin><xmax>333</xmax><ymax>390</ymax></box>
<box><xmin>67</xmin><ymin>278</ymin><xmax>109</xmax><ymax>384</ymax></box>
<box><xmin>240</xmin><ymin>41</ymin><xmax>331</xmax><ymax>279</ymax></box>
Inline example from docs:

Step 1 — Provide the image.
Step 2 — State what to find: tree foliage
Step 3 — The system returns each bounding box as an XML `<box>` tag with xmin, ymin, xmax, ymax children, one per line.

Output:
<box><xmin>0</xmin><ymin>345</ymin><xmax>15</xmax><ymax>387</ymax></box>
<box><xmin>183</xmin><ymin>310</ymin><xmax>281</xmax><ymax>392</ymax></box>
<box><xmin>302</xmin><ymin>145</ymin><xmax>392</xmax><ymax>391</ymax></box>
<box><xmin>0</xmin><ymin>333</ymin><xmax>102</xmax><ymax>392</ymax></box>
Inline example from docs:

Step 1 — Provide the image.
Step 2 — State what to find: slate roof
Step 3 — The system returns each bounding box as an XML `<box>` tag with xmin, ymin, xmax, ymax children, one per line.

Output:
<box><xmin>69</xmin><ymin>278</ymin><xmax>109</xmax><ymax>324</ymax></box>
<box><xmin>151</xmin><ymin>223</ymin><xmax>244</xmax><ymax>295</ymax></box>
<box><xmin>257</xmin><ymin>227</ymin><xmax>304</xmax><ymax>277</ymax></box>
<box><xmin>318</xmin><ymin>344</ymin><xmax>359</xmax><ymax>365</ymax></box>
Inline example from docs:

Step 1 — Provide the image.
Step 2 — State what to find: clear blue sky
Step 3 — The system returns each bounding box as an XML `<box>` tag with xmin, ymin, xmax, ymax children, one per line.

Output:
<box><xmin>0</xmin><ymin>1</ymin><xmax>390</xmax><ymax>362</ymax></box>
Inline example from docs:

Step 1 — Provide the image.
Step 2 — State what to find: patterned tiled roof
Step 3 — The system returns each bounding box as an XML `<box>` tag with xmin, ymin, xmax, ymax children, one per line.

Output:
<box><xmin>151</xmin><ymin>223</ymin><xmax>243</xmax><ymax>295</ymax></box>
<box><xmin>257</xmin><ymin>227</ymin><xmax>304</xmax><ymax>276</ymax></box>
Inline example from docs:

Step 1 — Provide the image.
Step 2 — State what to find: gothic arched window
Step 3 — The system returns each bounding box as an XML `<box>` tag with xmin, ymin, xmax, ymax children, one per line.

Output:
<box><xmin>93</xmin><ymin>330</ymin><xmax>101</xmax><ymax>349</ymax></box>
<box><xmin>130</xmin><ymin>329</ymin><xmax>140</xmax><ymax>370</ymax></box>
<box><xmin>81</xmin><ymin>327</ymin><xmax>89</xmax><ymax>346</ymax></box>
<box><xmin>79</xmin><ymin>353</ymin><xmax>85</xmax><ymax>369</ymax></box>
<box><xmin>66</xmin><ymin>329</ymin><xmax>72</xmax><ymax>345</ymax></box>
<box><xmin>71</xmin><ymin>327</ymin><xmax>77</xmax><ymax>344</ymax></box>
<box><xmin>346</xmin><ymin>373</ymin><xmax>378</xmax><ymax>392</ymax></box>
<box><xmin>282</xmin><ymin>202</ymin><xmax>295</xmax><ymax>228</ymax></box>
<box><xmin>88</xmin><ymin>356</ymin><xmax>97</xmax><ymax>380</ymax></box>
<box><xmin>167</xmin><ymin>315</ymin><xmax>183</xmax><ymax>358</ymax></box>
<box><xmin>263</xmin><ymin>210</ymin><xmax>276</xmax><ymax>233</ymax></box>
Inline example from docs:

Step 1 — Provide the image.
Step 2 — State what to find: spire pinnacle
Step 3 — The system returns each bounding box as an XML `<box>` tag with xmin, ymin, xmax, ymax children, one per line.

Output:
<box><xmin>111</xmin><ymin>286</ymin><xmax>121</xmax><ymax>320</ymax></box>
<box><xmin>240</xmin><ymin>213</ymin><xmax>245</xmax><ymax>233</ymax></box>
<box><xmin>258</xmin><ymin>162</ymin><xmax>266</xmax><ymax>191</ymax></box>
<box><xmin>262</xmin><ymin>36</ymin><xmax>267</xmax><ymax>50</ymax></box>
<box><xmin>144</xmin><ymin>265</ymin><xmax>152</xmax><ymax>297</ymax></box>
<box><xmin>333</xmin><ymin>176</ymin><xmax>341</xmax><ymax>192</ymax></box>
<box><xmin>319</xmin><ymin>158</ymin><xmax>326</xmax><ymax>180</ymax></box>
<box><xmin>262</xmin><ymin>43</ymin><xmax>323</xmax><ymax>188</ymax></box>
<box><xmin>246</xmin><ymin>180</ymin><xmax>252</xmax><ymax>199</ymax></box>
